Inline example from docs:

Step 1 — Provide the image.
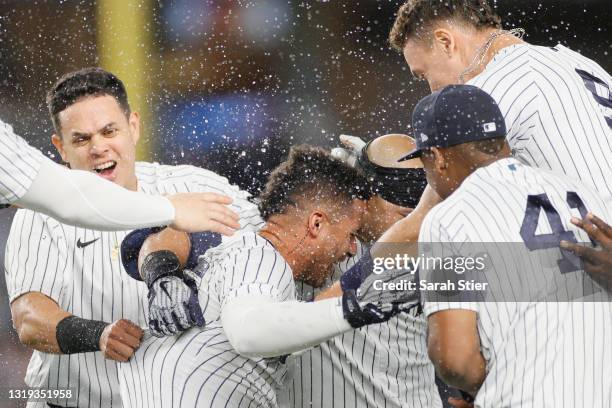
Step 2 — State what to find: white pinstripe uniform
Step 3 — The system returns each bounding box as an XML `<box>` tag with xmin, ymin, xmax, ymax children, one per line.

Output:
<box><xmin>4</xmin><ymin>162</ymin><xmax>263</xmax><ymax>408</ymax></box>
<box><xmin>288</xmin><ymin>241</ymin><xmax>441</xmax><ymax>408</ymax></box>
<box><xmin>420</xmin><ymin>157</ymin><xmax>612</xmax><ymax>408</ymax></box>
<box><xmin>469</xmin><ymin>43</ymin><xmax>612</xmax><ymax>199</ymax></box>
<box><xmin>118</xmin><ymin>231</ymin><xmax>296</xmax><ymax>408</ymax></box>
<box><xmin>0</xmin><ymin>120</ymin><xmax>44</xmax><ymax>205</ymax></box>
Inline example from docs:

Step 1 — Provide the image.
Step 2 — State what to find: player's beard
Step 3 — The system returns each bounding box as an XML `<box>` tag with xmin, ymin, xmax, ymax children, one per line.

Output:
<box><xmin>299</xmin><ymin>261</ymin><xmax>333</xmax><ymax>288</ymax></box>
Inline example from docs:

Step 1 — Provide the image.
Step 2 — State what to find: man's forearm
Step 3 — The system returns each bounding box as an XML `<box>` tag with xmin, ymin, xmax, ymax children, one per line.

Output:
<box><xmin>138</xmin><ymin>228</ymin><xmax>190</xmax><ymax>279</ymax></box>
<box><xmin>11</xmin><ymin>292</ymin><xmax>72</xmax><ymax>353</ymax></box>
<box><xmin>314</xmin><ymin>281</ymin><xmax>342</xmax><ymax>300</ymax></box>
<box><xmin>17</xmin><ymin>158</ymin><xmax>175</xmax><ymax>230</ymax></box>
<box><xmin>222</xmin><ymin>295</ymin><xmax>351</xmax><ymax>358</ymax></box>
<box><xmin>427</xmin><ymin>309</ymin><xmax>485</xmax><ymax>397</ymax></box>
<box><xmin>436</xmin><ymin>350</ymin><xmax>487</xmax><ymax>397</ymax></box>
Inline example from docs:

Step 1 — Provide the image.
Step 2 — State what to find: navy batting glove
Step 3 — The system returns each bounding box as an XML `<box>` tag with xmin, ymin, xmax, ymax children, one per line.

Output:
<box><xmin>182</xmin><ymin>269</ymin><xmax>205</xmax><ymax>327</ymax></box>
<box><xmin>148</xmin><ymin>275</ymin><xmax>205</xmax><ymax>337</ymax></box>
<box><xmin>142</xmin><ymin>251</ymin><xmax>205</xmax><ymax>337</ymax></box>
<box><xmin>148</xmin><ymin>276</ymin><xmax>193</xmax><ymax>336</ymax></box>
<box><xmin>341</xmin><ymin>289</ymin><xmax>400</xmax><ymax>329</ymax></box>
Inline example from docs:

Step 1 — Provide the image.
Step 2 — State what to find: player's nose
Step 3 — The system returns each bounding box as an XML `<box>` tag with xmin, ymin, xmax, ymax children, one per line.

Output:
<box><xmin>89</xmin><ymin>134</ymin><xmax>111</xmax><ymax>156</ymax></box>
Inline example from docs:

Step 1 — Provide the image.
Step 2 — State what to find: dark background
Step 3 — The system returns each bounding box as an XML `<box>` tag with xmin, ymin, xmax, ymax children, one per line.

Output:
<box><xmin>0</xmin><ymin>0</ymin><xmax>609</xmax><ymax>406</ymax></box>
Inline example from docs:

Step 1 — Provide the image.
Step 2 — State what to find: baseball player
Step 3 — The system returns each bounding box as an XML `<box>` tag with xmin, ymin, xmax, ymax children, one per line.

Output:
<box><xmin>117</xmin><ymin>146</ymin><xmax>408</xmax><ymax>408</ymax></box>
<box><xmin>5</xmin><ymin>67</ymin><xmax>263</xmax><ymax>408</ymax></box>
<box><xmin>288</xmin><ymin>134</ymin><xmax>442</xmax><ymax>408</ymax></box>
<box><xmin>400</xmin><ymin>84</ymin><xmax>612</xmax><ymax>407</ymax></box>
<box><xmin>0</xmin><ymin>118</ymin><xmax>240</xmax><ymax>233</ymax></box>
<box><xmin>389</xmin><ymin>0</ymin><xmax>612</xmax><ymax>199</ymax></box>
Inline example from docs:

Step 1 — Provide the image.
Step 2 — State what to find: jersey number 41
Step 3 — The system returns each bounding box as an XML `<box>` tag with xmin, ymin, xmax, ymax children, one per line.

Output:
<box><xmin>520</xmin><ymin>191</ymin><xmax>594</xmax><ymax>273</ymax></box>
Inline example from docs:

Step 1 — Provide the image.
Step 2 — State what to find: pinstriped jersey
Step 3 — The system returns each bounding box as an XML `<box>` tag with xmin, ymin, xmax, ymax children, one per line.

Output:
<box><xmin>287</xmin><ymin>242</ymin><xmax>442</xmax><ymax>408</ymax></box>
<box><xmin>4</xmin><ymin>161</ymin><xmax>264</xmax><ymax>408</ymax></box>
<box><xmin>420</xmin><ymin>158</ymin><xmax>612</xmax><ymax>408</ymax></box>
<box><xmin>118</xmin><ymin>232</ymin><xmax>296</xmax><ymax>408</ymax></box>
<box><xmin>468</xmin><ymin>43</ymin><xmax>612</xmax><ymax>199</ymax></box>
<box><xmin>0</xmin><ymin>120</ymin><xmax>44</xmax><ymax>204</ymax></box>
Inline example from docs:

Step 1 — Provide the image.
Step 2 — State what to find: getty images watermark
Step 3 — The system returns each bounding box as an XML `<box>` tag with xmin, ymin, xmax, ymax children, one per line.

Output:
<box><xmin>366</xmin><ymin>243</ymin><xmax>609</xmax><ymax>302</ymax></box>
<box><xmin>371</xmin><ymin>253</ymin><xmax>489</xmax><ymax>292</ymax></box>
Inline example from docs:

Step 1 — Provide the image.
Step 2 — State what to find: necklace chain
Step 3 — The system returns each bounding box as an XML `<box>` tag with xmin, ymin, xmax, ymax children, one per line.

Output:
<box><xmin>459</xmin><ymin>28</ymin><xmax>525</xmax><ymax>83</ymax></box>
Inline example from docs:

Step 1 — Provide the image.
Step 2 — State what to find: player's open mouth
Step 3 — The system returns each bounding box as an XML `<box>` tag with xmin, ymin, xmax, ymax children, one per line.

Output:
<box><xmin>93</xmin><ymin>160</ymin><xmax>117</xmax><ymax>178</ymax></box>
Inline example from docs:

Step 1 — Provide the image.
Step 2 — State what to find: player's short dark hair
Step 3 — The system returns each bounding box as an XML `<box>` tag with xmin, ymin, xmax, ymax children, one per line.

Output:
<box><xmin>47</xmin><ymin>67</ymin><xmax>131</xmax><ymax>134</ymax></box>
<box><xmin>389</xmin><ymin>0</ymin><xmax>502</xmax><ymax>51</ymax></box>
<box><xmin>258</xmin><ymin>145</ymin><xmax>372</xmax><ymax>221</ymax></box>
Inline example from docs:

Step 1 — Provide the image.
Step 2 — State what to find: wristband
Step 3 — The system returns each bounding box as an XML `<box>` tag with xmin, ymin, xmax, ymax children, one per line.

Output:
<box><xmin>120</xmin><ymin>228</ymin><xmax>219</xmax><ymax>281</ymax></box>
<box><xmin>141</xmin><ymin>250</ymin><xmax>182</xmax><ymax>288</ymax></box>
<box><xmin>120</xmin><ymin>226</ymin><xmax>166</xmax><ymax>281</ymax></box>
<box><xmin>341</xmin><ymin>290</ymin><xmax>366</xmax><ymax>328</ymax></box>
<box><xmin>55</xmin><ymin>316</ymin><xmax>108</xmax><ymax>354</ymax></box>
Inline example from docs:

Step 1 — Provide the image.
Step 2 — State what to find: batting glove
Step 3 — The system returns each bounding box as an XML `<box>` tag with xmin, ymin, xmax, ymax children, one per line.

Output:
<box><xmin>342</xmin><ymin>289</ymin><xmax>401</xmax><ymax>328</ymax></box>
<box><xmin>331</xmin><ymin>134</ymin><xmax>366</xmax><ymax>168</ymax></box>
<box><xmin>141</xmin><ymin>250</ymin><xmax>205</xmax><ymax>337</ymax></box>
<box><xmin>340</xmin><ymin>252</ymin><xmax>419</xmax><ymax>329</ymax></box>
<box><xmin>148</xmin><ymin>275</ymin><xmax>205</xmax><ymax>337</ymax></box>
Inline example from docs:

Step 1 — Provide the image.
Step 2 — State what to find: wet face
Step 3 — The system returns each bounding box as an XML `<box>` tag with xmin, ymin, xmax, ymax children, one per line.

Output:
<box><xmin>51</xmin><ymin>95</ymin><xmax>140</xmax><ymax>191</ymax></box>
<box><xmin>403</xmin><ymin>35</ymin><xmax>468</xmax><ymax>92</ymax></box>
<box><xmin>359</xmin><ymin>196</ymin><xmax>413</xmax><ymax>242</ymax></box>
<box><xmin>420</xmin><ymin>149</ymin><xmax>457</xmax><ymax>200</ymax></box>
<box><xmin>300</xmin><ymin>200</ymin><xmax>364</xmax><ymax>288</ymax></box>
<box><xmin>420</xmin><ymin>147</ymin><xmax>470</xmax><ymax>200</ymax></box>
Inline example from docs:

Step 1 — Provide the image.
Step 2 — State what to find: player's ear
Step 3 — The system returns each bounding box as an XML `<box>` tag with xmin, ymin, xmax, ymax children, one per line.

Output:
<box><xmin>432</xmin><ymin>28</ymin><xmax>454</xmax><ymax>56</ymax></box>
<box><xmin>307</xmin><ymin>211</ymin><xmax>325</xmax><ymax>237</ymax></box>
<box><xmin>128</xmin><ymin>111</ymin><xmax>141</xmax><ymax>145</ymax></box>
<box><xmin>431</xmin><ymin>147</ymin><xmax>448</xmax><ymax>171</ymax></box>
<box><xmin>51</xmin><ymin>133</ymin><xmax>69</xmax><ymax>163</ymax></box>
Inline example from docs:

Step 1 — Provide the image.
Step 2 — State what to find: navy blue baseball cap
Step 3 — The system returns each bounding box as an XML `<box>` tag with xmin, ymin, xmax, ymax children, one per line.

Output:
<box><xmin>398</xmin><ymin>84</ymin><xmax>506</xmax><ymax>161</ymax></box>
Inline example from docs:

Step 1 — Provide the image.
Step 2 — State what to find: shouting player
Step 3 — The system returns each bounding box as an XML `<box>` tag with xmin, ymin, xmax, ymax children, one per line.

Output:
<box><xmin>4</xmin><ymin>68</ymin><xmax>263</xmax><ymax>408</ymax></box>
<box><xmin>0</xmin><ymin>118</ymin><xmax>239</xmax><ymax>233</ymax></box>
<box><xmin>118</xmin><ymin>146</ymin><xmax>407</xmax><ymax>408</ymax></box>
<box><xmin>401</xmin><ymin>84</ymin><xmax>612</xmax><ymax>407</ymax></box>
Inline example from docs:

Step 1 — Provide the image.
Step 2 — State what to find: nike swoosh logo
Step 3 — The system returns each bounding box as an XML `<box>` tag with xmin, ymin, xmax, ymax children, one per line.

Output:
<box><xmin>159</xmin><ymin>280</ymin><xmax>172</xmax><ymax>298</ymax></box>
<box><xmin>76</xmin><ymin>237</ymin><xmax>100</xmax><ymax>248</ymax></box>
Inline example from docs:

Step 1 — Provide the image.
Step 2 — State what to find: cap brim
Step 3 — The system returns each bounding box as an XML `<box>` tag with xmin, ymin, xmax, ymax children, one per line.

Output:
<box><xmin>397</xmin><ymin>148</ymin><xmax>423</xmax><ymax>162</ymax></box>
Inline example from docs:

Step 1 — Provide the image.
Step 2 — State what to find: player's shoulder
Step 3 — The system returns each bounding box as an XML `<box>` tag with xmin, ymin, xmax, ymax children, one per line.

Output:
<box><xmin>135</xmin><ymin>161</ymin><xmax>225</xmax><ymax>184</ymax></box>
<box><xmin>421</xmin><ymin>160</ymin><xmax>521</xmax><ymax>231</ymax></box>
<box><xmin>461</xmin><ymin>158</ymin><xmax>536</xmax><ymax>200</ymax></box>
<box><xmin>473</xmin><ymin>43</ymin><xmax>532</xmax><ymax>81</ymax></box>
<box><xmin>135</xmin><ymin>161</ymin><xmax>251</xmax><ymax>197</ymax></box>
<box><xmin>0</xmin><ymin>119</ymin><xmax>18</xmax><ymax>139</ymax></box>
<box><xmin>206</xmin><ymin>230</ymin><xmax>277</xmax><ymax>259</ymax></box>
<box><xmin>521</xmin><ymin>43</ymin><xmax>608</xmax><ymax>83</ymax></box>
<box><xmin>473</xmin><ymin>43</ymin><xmax>577</xmax><ymax>89</ymax></box>
<box><xmin>489</xmin><ymin>42</ymin><xmax>574</xmax><ymax>67</ymax></box>
<box><xmin>9</xmin><ymin>208</ymin><xmax>66</xmax><ymax>239</ymax></box>
<box><xmin>12</xmin><ymin>207</ymin><xmax>57</xmax><ymax>227</ymax></box>
<box><xmin>429</xmin><ymin>159</ymin><xmax>515</xmax><ymax>214</ymax></box>
<box><xmin>471</xmin><ymin>158</ymin><xmax>609</xmax><ymax>212</ymax></box>
<box><xmin>419</xmin><ymin>191</ymin><xmax>476</xmax><ymax>242</ymax></box>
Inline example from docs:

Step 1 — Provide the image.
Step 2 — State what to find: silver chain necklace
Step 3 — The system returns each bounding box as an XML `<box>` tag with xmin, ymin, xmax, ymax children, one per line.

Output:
<box><xmin>459</xmin><ymin>28</ymin><xmax>525</xmax><ymax>83</ymax></box>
